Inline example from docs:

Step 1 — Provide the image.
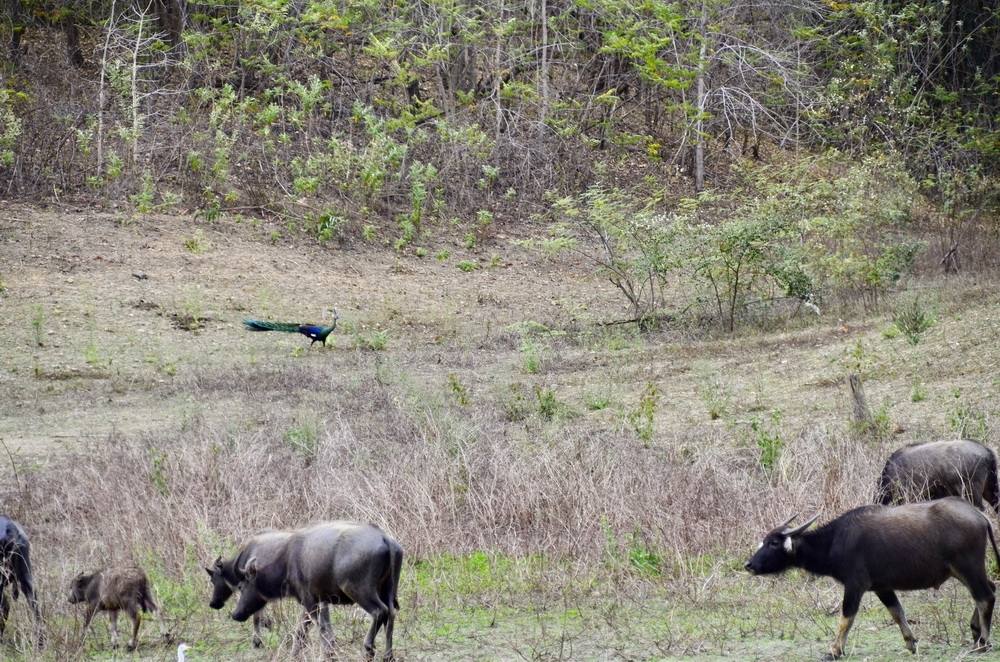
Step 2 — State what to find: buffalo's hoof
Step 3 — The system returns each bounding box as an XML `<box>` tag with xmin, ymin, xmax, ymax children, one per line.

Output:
<box><xmin>126</xmin><ymin>643</ymin><xmax>137</xmax><ymax>652</ymax></box>
<box><xmin>905</xmin><ymin>638</ymin><xmax>918</xmax><ymax>654</ymax></box>
<box><xmin>971</xmin><ymin>640</ymin><xmax>992</xmax><ymax>654</ymax></box>
<box><xmin>822</xmin><ymin>653</ymin><xmax>842</xmax><ymax>661</ymax></box>
<box><xmin>252</xmin><ymin>636</ymin><xmax>263</xmax><ymax>649</ymax></box>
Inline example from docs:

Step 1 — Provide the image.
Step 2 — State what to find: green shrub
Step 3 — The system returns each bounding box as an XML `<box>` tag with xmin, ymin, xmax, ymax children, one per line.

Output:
<box><xmin>628</xmin><ymin>382</ymin><xmax>659</xmax><ymax>445</ymax></box>
<box><xmin>891</xmin><ymin>297</ymin><xmax>935</xmax><ymax>345</ymax></box>
<box><xmin>752</xmin><ymin>411</ymin><xmax>783</xmax><ymax>473</ymax></box>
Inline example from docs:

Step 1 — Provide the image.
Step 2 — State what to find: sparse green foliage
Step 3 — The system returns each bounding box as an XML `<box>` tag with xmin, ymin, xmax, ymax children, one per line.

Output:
<box><xmin>183</xmin><ymin>229</ymin><xmax>211</xmax><ymax>254</ymax></box>
<box><xmin>358</xmin><ymin>329</ymin><xmax>389</xmax><ymax>351</ymax></box>
<box><xmin>520</xmin><ymin>339</ymin><xmax>543</xmax><ymax>374</ymax></box>
<box><xmin>284</xmin><ymin>418</ymin><xmax>320</xmax><ymax>464</ymax></box>
<box><xmin>752</xmin><ymin>411</ymin><xmax>784</xmax><ymax>473</ymax></box>
<box><xmin>697</xmin><ymin>373</ymin><xmax>730</xmax><ymax>421</ymax></box>
<box><xmin>910</xmin><ymin>381</ymin><xmax>927</xmax><ymax>403</ymax></box>
<box><xmin>891</xmin><ymin>297</ymin><xmax>935</xmax><ymax>345</ymax></box>
<box><xmin>947</xmin><ymin>389</ymin><xmax>988</xmax><ymax>441</ymax></box>
<box><xmin>499</xmin><ymin>382</ymin><xmax>530</xmax><ymax>422</ymax></box>
<box><xmin>447</xmin><ymin>373</ymin><xmax>470</xmax><ymax>406</ymax></box>
<box><xmin>628</xmin><ymin>382</ymin><xmax>659</xmax><ymax>445</ymax></box>
<box><xmin>31</xmin><ymin>305</ymin><xmax>44</xmax><ymax>347</ymax></box>
<box><xmin>534</xmin><ymin>385</ymin><xmax>559</xmax><ymax>421</ymax></box>
<box><xmin>457</xmin><ymin>260</ymin><xmax>478</xmax><ymax>272</ymax></box>
<box><xmin>584</xmin><ymin>390</ymin><xmax>612</xmax><ymax>412</ymax></box>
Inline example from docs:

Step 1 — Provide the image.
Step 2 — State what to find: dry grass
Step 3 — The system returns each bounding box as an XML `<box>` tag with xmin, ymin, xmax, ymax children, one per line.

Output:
<box><xmin>1</xmin><ymin>209</ymin><xmax>999</xmax><ymax>659</ymax></box>
<box><xmin>0</xmin><ymin>357</ymin><xmax>952</xmax><ymax>659</ymax></box>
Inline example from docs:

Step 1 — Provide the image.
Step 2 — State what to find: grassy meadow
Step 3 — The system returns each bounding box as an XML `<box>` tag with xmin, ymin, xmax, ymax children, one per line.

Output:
<box><xmin>1</xmin><ymin>206</ymin><xmax>999</xmax><ymax>660</ymax></box>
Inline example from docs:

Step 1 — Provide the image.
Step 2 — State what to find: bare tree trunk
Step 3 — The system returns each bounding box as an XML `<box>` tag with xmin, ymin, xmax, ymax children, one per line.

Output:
<box><xmin>539</xmin><ymin>0</ymin><xmax>549</xmax><ymax>134</ymax></box>
<box><xmin>847</xmin><ymin>373</ymin><xmax>872</xmax><ymax>427</ymax></box>
<box><xmin>693</xmin><ymin>0</ymin><xmax>708</xmax><ymax>192</ymax></box>
<box><xmin>97</xmin><ymin>0</ymin><xmax>118</xmax><ymax>176</ymax></box>
<box><xmin>131</xmin><ymin>6</ymin><xmax>146</xmax><ymax>170</ymax></box>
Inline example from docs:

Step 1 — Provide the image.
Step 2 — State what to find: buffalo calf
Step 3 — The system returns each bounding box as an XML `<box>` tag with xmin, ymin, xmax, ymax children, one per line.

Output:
<box><xmin>0</xmin><ymin>517</ymin><xmax>43</xmax><ymax>645</ymax></box>
<box><xmin>746</xmin><ymin>498</ymin><xmax>1000</xmax><ymax>658</ymax></box>
<box><xmin>69</xmin><ymin>567</ymin><xmax>157</xmax><ymax>651</ymax></box>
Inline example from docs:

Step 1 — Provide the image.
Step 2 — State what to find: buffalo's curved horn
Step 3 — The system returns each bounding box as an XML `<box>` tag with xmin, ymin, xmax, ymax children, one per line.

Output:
<box><xmin>777</xmin><ymin>514</ymin><xmax>798</xmax><ymax>530</ymax></box>
<box><xmin>782</xmin><ymin>513</ymin><xmax>820</xmax><ymax>537</ymax></box>
<box><xmin>242</xmin><ymin>556</ymin><xmax>258</xmax><ymax>577</ymax></box>
<box><xmin>213</xmin><ymin>555</ymin><xmax>223</xmax><ymax>568</ymax></box>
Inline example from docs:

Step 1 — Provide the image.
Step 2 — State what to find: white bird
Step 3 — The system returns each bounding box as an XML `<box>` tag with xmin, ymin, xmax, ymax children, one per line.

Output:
<box><xmin>177</xmin><ymin>643</ymin><xmax>190</xmax><ymax>661</ymax></box>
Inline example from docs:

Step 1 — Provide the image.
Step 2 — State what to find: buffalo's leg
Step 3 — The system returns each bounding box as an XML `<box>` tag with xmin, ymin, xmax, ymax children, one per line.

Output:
<box><xmin>876</xmin><ymin>590</ymin><xmax>917</xmax><ymax>653</ymax></box>
<box><xmin>972</xmin><ymin>581</ymin><xmax>996</xmax><ymax>650</ymax></box>
<box><xmin>958</xmin><ymin>565</ymin><xmax>996</xmax><ymax>649</ymax></box>
<box><xmin>299</xmin><ymin>596</ymin><xmax>333</xmax><ymax>652</ymax></box>
<box><xmin>355</xmin><ymin>594</ymin><xmax>391</xmax><ymax>660</ymax></box>
<box><xmin>108</xmin><ymin>610</ymin><xmax>120</xmax><ymax>649</ymax></box>
<box><xmin>79</xmin><ymin>604</ymin><xmax>98</xmax><ymax>643</ymax></box>
<box><xmin>0</xmin><ymin>586</ymin><xmax>10</xmax><ymax>639</ymax></box>
<box><xmin>383</xmin><ymin>605</ymin><xmax>396</xmax><ymax>662</ymax></box>
<box><xmin>251</xmin><ymin>612</ymin><xmax>264</xmax><ymax>648</ymax></box>
<box><xmin>12</xmin><ymin>548</ymin><xmax>43</xmax><ymax>646</ymax></box>
<box><xmin>126</xmin><ymin>604</ymin><xmax>141</xmax><ymax>651</ymax></box>
<box><xmin>317</xmin><ymin>603</ymin><xmax>334</xmax><ymax>651</ymax></box>
<box><xmin>291</xmin><ymin>607</ymin><xmax>314</xmax><ymax>654</ymax></box>
<box><xmin>828</xmin><ymin>588</ymin><xmax>863</xmax><ymax>659</ymax></box>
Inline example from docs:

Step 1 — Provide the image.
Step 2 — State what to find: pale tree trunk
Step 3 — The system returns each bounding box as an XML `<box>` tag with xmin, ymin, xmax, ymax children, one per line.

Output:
<box><xmin>539</xmin><ymin>0</ymin><xmax>549</xmax><ymax>134</ymax></box>
<box><xmin>494</xmin><ymin>0</ymin><xmax>504</xmax><ymax>146</ymax></box>
<box><xmin>97</xmin><ymin>0</ymin><xmax>117</xmax><ymax>176</ymax></box>
<box><xmin>693</xmin><ymin>0</ymin><xmax>708</xmax><ymax>193</ymax></box>
<box><xmin>131</xmin><ymin>6</ymin><xmax>146</xmax><ymax>170</ymax></box>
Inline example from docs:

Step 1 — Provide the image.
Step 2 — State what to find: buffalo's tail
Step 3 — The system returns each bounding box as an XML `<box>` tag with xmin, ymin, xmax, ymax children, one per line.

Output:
<box><xmin>985</xmin><ymin>448</ymin><xmax>1000</xmax><ymax>515</ymax></box>
<box><xmin>389</xmin><ymin>544</ymin><xmax>403</xmax><ymax>612</ymax></box>
<box><xmin>986</xmin><ymin>517</ymin><xmax>1000</xmax><ymax>572</ymax></box>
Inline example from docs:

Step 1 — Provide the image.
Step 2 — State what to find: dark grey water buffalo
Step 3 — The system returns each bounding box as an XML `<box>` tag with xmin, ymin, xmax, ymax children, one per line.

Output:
<box><xmin>0</xmin><ymin>516</ymin><xmax>43</xmax><ymax>645</ymax></box>
<box><xmin>877</xmin><ymin>439</ymin><xmax>1000</xmax><ymax>510</ymax></box>
<box><xmin>206</xmin><ymin>522</ymin><xmax>402</xmax><ymax>660</ymax></box>
<box><xmin>746</xmin><ymin>498</ymin><xmax>1000</xmax><ymax>659</ymax></box>
<box><xmin>206</xmin><ymin>530</ymin><xmax>290</xmax><ymax>648</ymax></box>
<box><xmin>68</xmin><ymin>566</ymin><xmax>158</xmax><ymax>651</ymax></box>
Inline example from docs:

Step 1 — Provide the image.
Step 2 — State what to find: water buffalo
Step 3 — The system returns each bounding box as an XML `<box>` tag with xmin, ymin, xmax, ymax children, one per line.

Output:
<box><xmin>877</xmin><ymin>439</ymin><xmax>999</xmax><ymax>510</ymax></box>
<box><xmin>746</xmin><ymin>498</ymin><xmax>1000</xmax><ymax>658</ymax></box>
<box><xmin>69</xmin><ymin>566</ymin><xmax>158</xmax><ymax>651</ymax></box>
<box><xmin>205</xmin><ymin>530</ymin><xmax>290</xmax><ymax>648</ymax></box>
<box><xmin>206</xmin><ymin>522</ymin><xmax>402</xmax><ymax>660</ymax></box>
<box><xmin>0</xmin><ymin>516</ymin><xmax>43</xmax><ymax>645</ymax></box>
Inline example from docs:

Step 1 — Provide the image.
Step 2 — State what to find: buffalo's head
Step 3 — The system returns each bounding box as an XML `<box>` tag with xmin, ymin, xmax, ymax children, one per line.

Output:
<box><xmin>68</xmin><ymin>571</ymin><xmax>95</xmax><ymax>604</ymax></box>
<box><xmin>205</xmin><ymin>556</ymin><xmax>241</xmax><ymax>610</ymax></box>
<box><xmin>229</xmin><ymin>557</ymin><xmax>268</xmax><ymax>622</ymax></box>
<box><xmin>745</xmin><ymin>514</ymin><xmax>819</xmax><ymax>575</ymax></box>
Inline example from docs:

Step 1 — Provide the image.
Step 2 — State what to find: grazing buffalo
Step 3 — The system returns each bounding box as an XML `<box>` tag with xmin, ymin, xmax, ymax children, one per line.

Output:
<box><xmin>0</xmin><ymin>516</ymin><xmax>43</xmax><ymax>645</ymax></box>
<box><xmin>877</xmin><ymin>439</ymin><xmax>999</xmax><ymax>510</ymax></box>
<box><xmin>206</xmin><ymin>522</ymin><xmax>402</xmax><ymax>660</ymax></box>
<box><xmin>206</xmin><ymin>530</ymin><xmax>290</xmax><ymax>648</ymax></box>
<box><xmin>746</xmin><ymin>498</ymin><xmax>1000</xmax><ymax>659</ymax></box>
<box><xmin>69</xmin><ymin>566</ymin><xmax>158</xmax><ymax>651</ymax></box>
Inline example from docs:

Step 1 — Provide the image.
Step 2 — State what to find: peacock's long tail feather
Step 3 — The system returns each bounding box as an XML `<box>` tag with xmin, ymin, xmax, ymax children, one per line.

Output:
<box><xmin>243</xmin><ymin>319</ymin><xmax>302</xmax><ymax>333</ymax></box>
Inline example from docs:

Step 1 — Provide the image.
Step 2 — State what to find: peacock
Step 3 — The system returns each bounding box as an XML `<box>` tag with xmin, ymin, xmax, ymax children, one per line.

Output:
<box><xmin>243</xmin><ymin>308</ymin><xmax>339</xmax><ymax>346</ymax></box>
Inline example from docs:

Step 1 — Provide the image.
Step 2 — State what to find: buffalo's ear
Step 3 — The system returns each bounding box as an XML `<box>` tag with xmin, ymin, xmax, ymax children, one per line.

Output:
<box><xmin>205</xmin><ymin>567</ymin><xmax>214</xmax><ymax>577</ymax></box>
<box><xmin>243</xmin><ymin>557</ymin><xmax>258</xmax><ymax>578</ymax></box>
